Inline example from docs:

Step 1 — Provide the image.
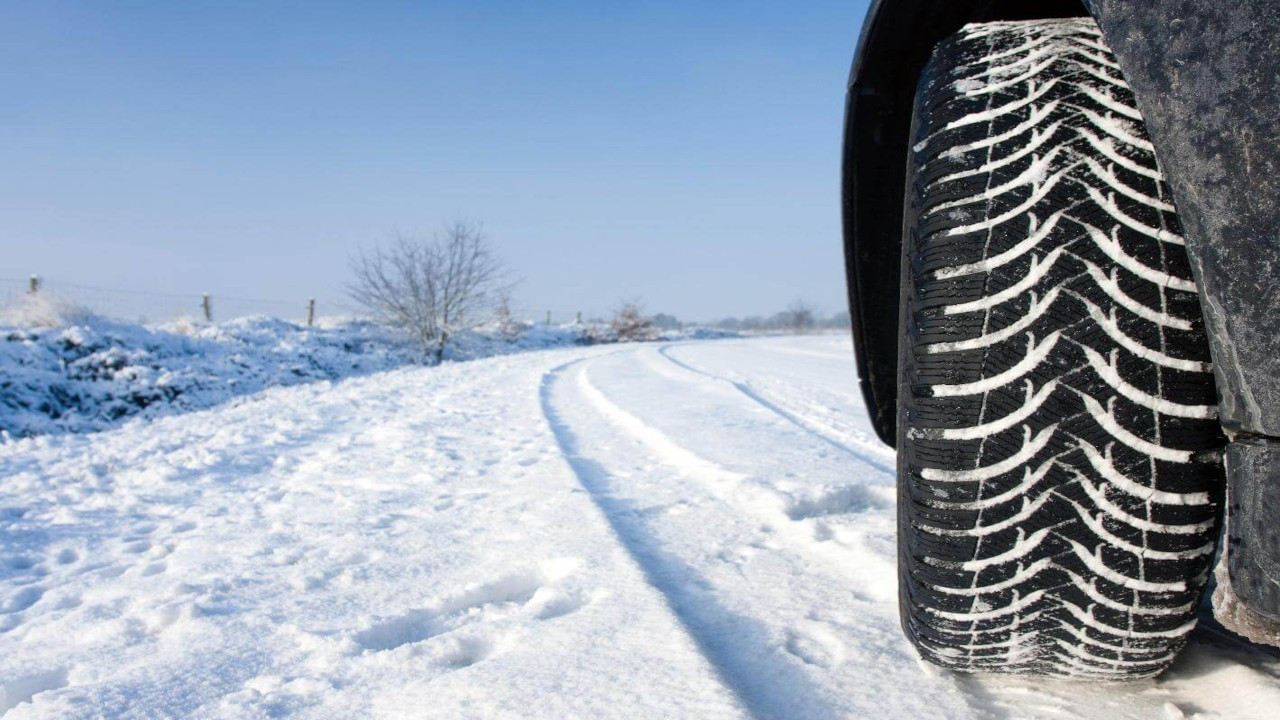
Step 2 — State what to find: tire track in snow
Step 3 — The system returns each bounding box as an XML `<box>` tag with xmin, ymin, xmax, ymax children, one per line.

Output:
<box><xmin>542</xmin><ymin>351</ymin><xmax>982</xmax><ymax>720</ymax></box>
<box><xmin>604</xmin><ymin>340</ymin><xmax>1280</xmax><ymax>718</ymax></box>
<box><xmin>581</xmin><ymin>344</ymin><xmax>1143</xmax><ymax>719</ymax></box>
<box><xmin>578</xmin><ymin>355</ymin><xmax>892</xmax><ymax>593</ymax></box>
<box><xmin>540</xmin><ymin>358</ymin><xmax>841</xmax><ymax>720</ymax></box>
<box><xmin>656</xmin><ymin>344</ymin><xmax>895</xmax><ymax>476</ymax></box>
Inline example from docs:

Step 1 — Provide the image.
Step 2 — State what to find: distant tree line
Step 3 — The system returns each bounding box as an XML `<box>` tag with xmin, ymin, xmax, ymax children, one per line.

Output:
<box><xmin>347</xmin><ymin>222</ymin><xmax>851</xmax><ymax>361</ymax></box>
<box><xmin>610</xmin><ymin>299</ymin><xmax>851</xmax><ymax>337</ymax></box>
<box><xmin>705</xmin><ymin>301</ymin><xmax>851</xmax><ymax>333</ymax></box>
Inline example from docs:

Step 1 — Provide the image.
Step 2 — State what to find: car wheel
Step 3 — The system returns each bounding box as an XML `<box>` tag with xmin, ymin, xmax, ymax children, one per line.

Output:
<box><xmin>897</xmin><ymin>17</ymin><xmax>1225</xmax><ymax>679</ymax></box>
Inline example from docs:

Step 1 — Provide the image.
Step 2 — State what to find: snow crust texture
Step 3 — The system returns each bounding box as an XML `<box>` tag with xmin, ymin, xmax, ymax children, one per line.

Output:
<box><xmin>1</xmin><ymin>337</ymin><xmax>1277</xmax><ymax>718</ymax></box>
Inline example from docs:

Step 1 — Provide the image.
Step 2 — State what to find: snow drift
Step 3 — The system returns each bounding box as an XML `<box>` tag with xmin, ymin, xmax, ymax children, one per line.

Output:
<box><xmin>0</xmin><ymin>295</ymin><xmax>734</xmax><ymax>438</ymax></box>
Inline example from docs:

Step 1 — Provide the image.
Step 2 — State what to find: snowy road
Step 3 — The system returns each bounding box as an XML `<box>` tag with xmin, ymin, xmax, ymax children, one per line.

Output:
<box><xmin>2</xmin><ymin>336</ymin><xmax>1278</xmax><ymax>718</ymax></box>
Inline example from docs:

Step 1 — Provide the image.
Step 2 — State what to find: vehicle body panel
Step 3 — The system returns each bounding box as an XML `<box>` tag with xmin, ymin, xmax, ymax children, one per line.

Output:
<box><xmin>1084</xmin><ymin>1</ymin><xmax>1280</xmax><ymax>439</ymax></box>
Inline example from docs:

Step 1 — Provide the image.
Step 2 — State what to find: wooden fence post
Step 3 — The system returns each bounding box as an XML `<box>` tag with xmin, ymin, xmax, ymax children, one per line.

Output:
<box><xmin>28</xmin><ymin>275</ymin><xmax>39</xmax><ymax>294</ymax></box>
<box><xmin>307</xmin><ymin>298</ymin><xmax>316</xmax><ymax>327</ymax></box>
<box><xmin>202</xmin><ymin>293</ymin><xmax>212</xmax><ymax>322</ymax></box>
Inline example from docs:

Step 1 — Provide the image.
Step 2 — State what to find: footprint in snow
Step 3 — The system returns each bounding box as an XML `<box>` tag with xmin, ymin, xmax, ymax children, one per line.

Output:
<box><xmin>353</xmin><ymin>559</ymin><xmax>585</xmax><ymax>655</ymax></box>
<box><xmin>4</xmin><ymin>556</ymin><xmax>38</xmax><ymax>571</ymax></box>
<box><xmin>530</xmin><ymin>587</ymin><xmax>586</xmax><ymax>621</ymax></box>
<box><xmin>783</xmin><ymin>623</ymin><xmax>847</xmax><ymax>670</ymax></box>
<box><xmin>353</xmin><ymin>570</ymin><xmax>543</xmax><ymax>652</ymax></box>
<box><xmin>2</xmin><ymin>586</ymin><xmax>44</xmax><ymax>614</ymax></box>
<box><xmin>436</xmin><ymin>633</ymin><xmax>503</xmax><ymax>668</ymax></box>
<box><xmin>0</xmin><ymin>667</ymin><xmax>69</xmax><ymax>713</ymax></box>
<box><xmin>51</xmin><ymin>593</ymin><xmax>82</xmax><ymax>610</ymax></box>
<box><xmin>122</xmin><ymin>540</ymin><xmax>151</xmax><ymax>555</ymax></box>
<box><xmin>784</xmin><ymin>484</ymin><xmax>893</xmax><ymax>521</ymax></box>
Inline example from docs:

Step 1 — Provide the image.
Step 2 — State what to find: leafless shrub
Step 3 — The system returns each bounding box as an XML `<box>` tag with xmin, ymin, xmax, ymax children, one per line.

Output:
<box><xmin>611</xmin><ymin>299</ymin><xmax>655</xmax><ymax>342</ymax></box>
<box><xmin>493</xmin><ymin>290</ymin><xmax>526</xmax><ymax>343</ymax></box>
<box><xmin>348</xmin><ymin>221</ymin><xmax>511</xmax><ymax>361</ymax></box>
<box><xmin>787</xmin><ymin>299</ymin><xmax>816</xmax><ymax>333</ymax></box>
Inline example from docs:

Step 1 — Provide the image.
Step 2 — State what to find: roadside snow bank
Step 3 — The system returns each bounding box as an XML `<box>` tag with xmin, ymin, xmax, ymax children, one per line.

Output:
<box><xmin>0</xmin><ymin>296</ymin><xmax>737</xmax><ymax>438</ymax></box>
<box><xmin>0</xmin><ymin>314</ymin><xmax>419</xmax><ymax>438</ymax></box>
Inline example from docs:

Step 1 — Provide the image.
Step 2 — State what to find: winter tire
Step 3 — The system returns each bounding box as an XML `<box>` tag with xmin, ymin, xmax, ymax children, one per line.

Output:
<box><xmin>897</xmin><ymin>18</ymin><xmax>1224</xmax><ymax>678</ymax></box>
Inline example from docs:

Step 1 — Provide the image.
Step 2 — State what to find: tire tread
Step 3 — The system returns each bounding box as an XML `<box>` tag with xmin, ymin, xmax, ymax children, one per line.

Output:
<box><xmin>898</xmin><ymin>18</ymin><xmax>1224</xmax><ymax>679</ymax></box>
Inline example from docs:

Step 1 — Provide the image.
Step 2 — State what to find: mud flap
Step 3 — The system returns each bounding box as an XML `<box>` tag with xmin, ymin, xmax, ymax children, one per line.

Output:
<box><xmin>1212</xmin><ymin>440</ymin><xmax>1280</xmax><ymax>644</ymax></box>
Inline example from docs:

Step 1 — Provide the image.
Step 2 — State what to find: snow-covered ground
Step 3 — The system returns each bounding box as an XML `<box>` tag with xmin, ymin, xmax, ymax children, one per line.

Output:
<box><xmin>2</xmin><ymin>336</ymin><xmax>1277</xmax><ymax>719</ymax></box>
<box><xmin>0</xmin><ymin>315</ymin><xmax>419</xmax><ymax>438</ymax></box>
<box><xmin>0</xmin><ymin>297</ymin><xmax>714</xmax><ymax>438</ymax></box>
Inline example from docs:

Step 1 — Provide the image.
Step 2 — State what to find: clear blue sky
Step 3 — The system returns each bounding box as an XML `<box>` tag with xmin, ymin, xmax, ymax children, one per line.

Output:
<box><xmin>1</xmin><ymin>1</ymin><xmax>870</xmax><ymax>322</ymax></box>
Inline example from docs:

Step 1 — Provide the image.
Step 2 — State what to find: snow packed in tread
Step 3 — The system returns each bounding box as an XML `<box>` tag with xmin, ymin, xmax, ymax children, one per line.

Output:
<box><xmin>898</xmin><ymin>17</ymin><xmax>1225</xmax><ymax>679</ymax></box>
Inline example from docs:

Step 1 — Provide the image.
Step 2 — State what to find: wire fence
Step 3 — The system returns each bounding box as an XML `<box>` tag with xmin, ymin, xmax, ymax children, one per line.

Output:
<box><xmin>1</xmin><ymin>275</ymin><xmax>610</xmax><ymax>328</ymax></box>
<box><xmin>0</xmin><ymin>275</ymin><xmax>342</xmax><ymax>325</ymax></box>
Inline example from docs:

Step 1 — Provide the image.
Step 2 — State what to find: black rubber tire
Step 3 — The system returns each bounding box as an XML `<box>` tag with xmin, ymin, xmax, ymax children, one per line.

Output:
<box><xmin>897</xmin><ymin>18</ymin><xmax>1225</xmax><ymax>679</ymax></box>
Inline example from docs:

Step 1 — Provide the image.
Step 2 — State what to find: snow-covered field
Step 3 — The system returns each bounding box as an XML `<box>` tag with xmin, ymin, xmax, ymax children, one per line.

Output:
<box><xmin>0</xmin><ymin>300</ymin><xmax>622</xmax><ymax>438</ymax></box>
<box><xmin>2</xmin><ymin>336</ymin><xmax>1278</xmax><ymax>719</ymax></box>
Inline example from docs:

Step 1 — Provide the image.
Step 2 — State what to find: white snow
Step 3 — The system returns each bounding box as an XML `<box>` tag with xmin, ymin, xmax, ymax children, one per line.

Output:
<box><xmin>0</xmin><ymin>314</ymin><xmax>419</xmax><ymax>438</ymax></box>
<box><xmin>0</xmin><ymin>297</ymin><xmax>729</xmax><ymax>439</ymax></box>
<box><xmin>2</xmin><ymin>336</ymin><xmax>1278</xmax><ymax>719</ymax></box>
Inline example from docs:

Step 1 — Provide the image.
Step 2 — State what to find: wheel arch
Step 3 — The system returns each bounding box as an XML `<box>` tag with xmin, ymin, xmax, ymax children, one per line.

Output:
<box><xmin>841</xmin><ymin>0</ymin><xmax>1088</xmax><ymax>448</ymax></box>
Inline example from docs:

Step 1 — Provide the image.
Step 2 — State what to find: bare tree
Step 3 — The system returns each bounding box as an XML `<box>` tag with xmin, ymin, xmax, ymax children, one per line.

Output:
<box><xmin>493</xmin><ymin>290</ymin><xmax>526</xmax><ymax>343</ymax></box>
<box><xmin>611</xmin><ymin>299</ymin><xmax>656</xmax><ymax>342</ymax></box>
<box><xmin>787</xmin><ymin>299</ymin><xmax>816</xmax><ymax>333</ymax></box>
<box><xmin>348</xmin><ymin>221</ymin><xmax>511</xmax><ymax>361</ymax></box>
